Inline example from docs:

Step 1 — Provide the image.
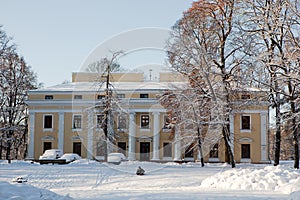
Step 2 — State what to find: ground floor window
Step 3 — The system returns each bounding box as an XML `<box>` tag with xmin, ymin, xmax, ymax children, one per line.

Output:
<box><xmin>241</xmin><ymin>144</ymin><xmax>250</xmax><ymax>159</ymax></box>
<box><xmin>163</xmin><ymin>142</ymin><xmax>172</xmax><ymax>157</ymax></box>
<box><xmin>209</xmin><ymin>143</ymin><xmax>219</xmax><ymax>158</ymax></box>
<box><xmin>185</xmin><ymin>144</ymin><xmax>194</xmax><ymax>158</ymax></box>
<box><xmin>43</xmin><ymin>142</ymin><xmax>52</xmax><ymax>153</ymax></box>
<box><xmin>73</xmin><ymin>142</ymin><xmax>81</xmax><ymax>156</ymax></box>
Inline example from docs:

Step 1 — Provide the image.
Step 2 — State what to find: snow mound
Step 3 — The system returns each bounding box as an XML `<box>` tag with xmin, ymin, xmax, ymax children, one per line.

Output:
<box><xmin>200</xmin><ymin>165</ymin><xmax>300</xmax><ymax>194</ymax></box>
<box><xmin>0</xmin><ymin>181</ymin><xmax>73</xmax><ymax>200</ymax></box>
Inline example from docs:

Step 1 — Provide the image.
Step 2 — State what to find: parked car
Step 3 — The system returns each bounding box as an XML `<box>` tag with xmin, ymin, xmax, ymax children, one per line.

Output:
<box><xmin>39</xmin><ymin>149</ymin><xmax>63</xmax><ymax>160</ymax></box>
<box><xmin>58</xmin><ymin>153</ymin><xmax>81</xmax><ymax>163</ymax></box>
<box><xmin>107</xmin><ymin>153</ymin><xmax>127</xmax><ymax>165</ymax></box>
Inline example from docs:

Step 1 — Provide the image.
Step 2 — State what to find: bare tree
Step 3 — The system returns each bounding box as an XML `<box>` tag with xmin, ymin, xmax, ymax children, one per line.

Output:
<box><xmin>0</xmin><ymin>27</ymin><xmax>38</xmax><ymax>162</ymax></box>
<box><xmin>166</xmin><ymin>0</ymin><xmax>249</xmax><ymax>168</ymax></box>
<box><xmin>241</xmin><ymin>0</ymin><xmax>300</xmax><ymax>168</ymax></box>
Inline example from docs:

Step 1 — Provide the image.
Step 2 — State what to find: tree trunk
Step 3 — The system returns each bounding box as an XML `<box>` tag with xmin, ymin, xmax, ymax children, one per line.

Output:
<box><xmin>223</xmin><ymin>125</ymin><xmax>235</xmax><ymax>168</ymax></box>
<box><xmin>6</xmin><ymin>141</ymin><xmax>11</xmax><ymax>164</ymax></box>
<box><xmin>273</xmin><ymin>104</ymin><xmax>281</xmax><ymax>166</ymax></box>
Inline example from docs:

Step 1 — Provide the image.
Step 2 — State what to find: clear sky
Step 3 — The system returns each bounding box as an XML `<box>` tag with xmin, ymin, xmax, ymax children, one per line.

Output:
<box><xmin>0</xmin><ymin>0</ymin><xmax>194</xmax><ymax>87</ymax></box>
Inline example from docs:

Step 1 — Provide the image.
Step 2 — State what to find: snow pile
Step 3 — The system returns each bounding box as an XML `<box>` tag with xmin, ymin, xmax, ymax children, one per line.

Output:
<box><xmin>0</xmin><ymin>181</ymin><xmax>72</xmax><ymax>200</ymax></box>
<box><xmin>200</xmin><ymin>165</ymin><xmax>300</xmax><ymax>194</ymax></box>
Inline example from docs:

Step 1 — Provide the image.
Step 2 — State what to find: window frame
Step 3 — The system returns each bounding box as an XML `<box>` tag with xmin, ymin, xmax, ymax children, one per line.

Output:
<box><xmin>72</xmin><ymin>114</ymin><xmax>82</xmax><ymax>130</ymax></box>
<box><xmin>96</xmin><ymin>114</ymin><xmax>104</xmax><ymax>129</ymax></box>
<box><xmin>140</xmin><ymin>114</ymin><xmax>150</xmax><ymax>129</ymax></box>
<box><xmin>241</xmin><ymin>114</ymin><xmax>251</xmax><ymax>132</ymax></box>
<box><xmin>241</xmin><ymin>144</ymin><xmax>251</xmax><ymax>159</ymax></box>
<box><xmin>118</xmin><ymin>114</ymin><xmax>127</xmax><ymax>130</ymax></box>
<box><xmin>43</xmin><ymin>114</ymin><xmax>53</xmax><ymax>130</ymax></box>
<box><xmin>74</xmin><ymin>95</ymin><xmax>83</xmax><ymax>100</ymax></box>
<box><xmin>45</xmin><ymin>95</ymin><xmax>53</xmax><ymax>100</ymax></box>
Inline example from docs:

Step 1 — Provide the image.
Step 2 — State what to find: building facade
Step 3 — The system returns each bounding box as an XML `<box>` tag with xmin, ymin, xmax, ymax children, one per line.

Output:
<box><xmin>26</xmin><ymin>72</ymin><xmax>270</xmax><ymax>163</ymax></box>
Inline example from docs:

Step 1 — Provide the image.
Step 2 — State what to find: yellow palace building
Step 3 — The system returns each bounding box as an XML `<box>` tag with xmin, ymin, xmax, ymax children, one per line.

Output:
<box><xmin>26</xmin><ymin>71</ymin><xmax>270</xmax><ymax>163</ymax></box>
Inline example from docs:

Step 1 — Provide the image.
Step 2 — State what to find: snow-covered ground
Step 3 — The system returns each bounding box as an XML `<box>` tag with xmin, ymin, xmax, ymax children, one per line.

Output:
<box><xmin>0</xmin><ymin>160</ymin><xmax>299</xmax><ymax>200</ymax></box>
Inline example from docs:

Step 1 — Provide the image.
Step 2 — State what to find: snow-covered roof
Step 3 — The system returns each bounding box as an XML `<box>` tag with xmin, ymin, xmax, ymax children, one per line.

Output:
<box><xmin>29</xmin><ymin>81</ymin><xmax>188</xmax><ymax>93</ymax></box>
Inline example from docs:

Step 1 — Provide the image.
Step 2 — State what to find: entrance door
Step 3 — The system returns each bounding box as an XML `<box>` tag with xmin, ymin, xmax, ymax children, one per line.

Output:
<box><xmin>43</xmin><ymin>142</ymin><xmax>52</xmax><ymax>153</ymax></box>
<box><xmin>73</xmin><ymin>142</ymin><xmax>81</xmax><ymax>156</ymax></box>
<box><xmin>118</xmin><ymin>142</ymin><xmax>126</xmax><ymax>155</ymax></box>
<box><xmin>140</xmin><ymin>142</ymin><xmax>150</xmax><ymax>161</ymax></box>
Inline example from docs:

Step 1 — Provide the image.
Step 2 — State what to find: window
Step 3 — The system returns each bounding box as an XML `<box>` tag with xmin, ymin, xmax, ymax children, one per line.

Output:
<box><xmin>140</xmin><ymin>93</ymin><xmax>149</xmax><ymax>98</ymax></box>
<box><xmin>96</xmin><ymin>114</ymin><xmax>104</xmax><ymax>128</ymax></box>
<box><xmin>241</xmin><ymin>94</ymin><xmax>251</xmax><ymax>100</ymax></box>
<box><xmin>117</xmin><ymin>94</ymin><xmax>125</xmax><ymax>99</ymax></box>
<box><xmin>163</xmin><ymin>143</ymin><xmax>172</xmax><ymax>157</ymax></box>
<box><xmin>163</xmin><ymin>115</ymin><xmax>171</xmax><ymax>129</ymax></box>
<box><xmin>44</xmin><ymin>115</ymin><xmax>53</xmax><ymax>129</ymax></box>
<box><xmin>45</xmin><ymin>95</ymin><xmax>53</xmax><ymax>100</ymax></box>
<box><xmin>241</xmin><ymin>144</ymin><xmax>251</xmax><ymax>158</ymax></box>
<box><xmin>210</xmin><ymin>143</ymin><xmax>219</xmax><ymax>158</ymax></box>
<box><xmin>118</xmin><ymin>114</ymin><xmax>127</xmax><ymax>129</ymax></box>
<box><xmin>74</xmin><ymin>95</ymin><xmax>82</xmax><ymax>100</ymax></box>
<box><xmin>73</xmin><ymin>115</ymin><xmax>82</xmax><ymax>129</ymax></box>
<box><xmin>141</xmin><ymin>115</ymin><xmax>150</xmax><ymax>128</ymax></box>
<box><xmin>97</xmin><ymin>95</ymin><xmax>105</xmax><ymax>99</ymax></box>
<box><xmin>241</xmin><ymin>115</ymin><xmax>251</xmax><ymax>130</ymax></box>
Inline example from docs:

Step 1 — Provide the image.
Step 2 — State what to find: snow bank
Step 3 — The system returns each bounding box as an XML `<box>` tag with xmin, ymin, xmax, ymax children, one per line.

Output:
<box><xmin>0</xmin><ymin>181</ymin><xmax>72</xmax><ymax>200</ymax></box>
<box><xmin>200</xmin><ymin>165</ymin><xmax>300</xmax><ymax>194</ymax></box>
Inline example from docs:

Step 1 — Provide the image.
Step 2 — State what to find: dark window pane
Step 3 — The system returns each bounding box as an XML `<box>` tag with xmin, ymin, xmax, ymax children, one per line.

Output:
<box><xmin>44</xmin><ymin>115</ymin><xmax>52</xmax><ymax>128</ymax></box>
<box><xmin>141</xmin><ymin>115</ymin><xmax>150</xmax><ymax>128</ymax></box>
<box><xmin>241</xmin><ymin>116</ymin><xmax>250</xmax><ymax>130</ymax></box>
<box><xmin>163</xmin><ymin>143</ymin><xmax>172</xmax><ymax>157</ymax></box>
<box><xmin>140</xmin><ymin>94</ymin><xmax>149</xmax><ymax>98</ymax></box>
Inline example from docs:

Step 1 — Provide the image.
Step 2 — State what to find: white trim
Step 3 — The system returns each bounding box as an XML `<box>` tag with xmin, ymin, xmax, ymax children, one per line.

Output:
<box><xmin>208</xmin><ymin>158</ymin><xmax>220</xmax><ymax>162</ymax></box>
<box><xmin>234</xmin><ymin>110</ymin><xmax>268</xmax><ymax>114</ymax></box>
<box><xmin>128</xmin><ymin>112</ymin><xmax>136</xmax><ymax>161</ymax></box>
<box><xmin>260</xmin><ymin>113</ymin><xmax>268</xmax><ymax>162</ymax></box>
<box><xmin>87</xmin><ymin>110</ymin><xmax>94</xmax><ymax>159</ymax></box>
<box><xmin>58</xmin><ymin>112</ymin><xmax>64</xmax><ymax>152</ymax></box>
<box><xmin>240</xmin><ymin>158</ymin><xmax>251</xmax><ymax>163</ymax></box>
<box><xmin>27</xmin><ymin>112</ymin><xmax>35</xmax><ymax>159</ymax></box>
<box><xmin>152</xmin><ymin>112</ymin><xmax>160</xmax><ymax>160</ymax></box>
<box><xmin>239</xmin><ymin>137</ymin><xmax>253</xmax><ymax>143</ymax></box>
<box><xmin>41</xmin><ymin>135</ymin><xmax>54</xmax><ymax>141</ymax></box>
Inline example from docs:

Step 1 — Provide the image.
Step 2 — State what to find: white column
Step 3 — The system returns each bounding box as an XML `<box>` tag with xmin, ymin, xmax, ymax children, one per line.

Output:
<box><xmin>229</xmin><ymin>114</ymin><xmax>234</xmax><ymax>156</ymax></box>
<box><xmin>128</xmin><ymin>112</ymin><xmax>136</xmax><ymax>161</ymax></box>
<box><xmin>87</xmin><ymin>110</ymin><xmax>94</xmax><ymax>159</ymax></box>
<box><xmin>173</xmin><ymin>127</ymin><xmax>181</xmax><ymax>161</ymax></box>
<box><xmin>260</xmin><ymin>112</ymin><xmax>268</xmax><ymax>162</ymax></box>
<box><xmin>152</xmin><ymin>112</ymin><xmax>160</xmax><ymax>161</ymax></box>
<box><xmin>58</xmin><ymin>112</ymin><xmax>64</xmax><ymax>152</ymax></box>
<box><xmin>27</xmin><ymin>111</ymin><xmax>35</xmax><ymax>159</ymax></box>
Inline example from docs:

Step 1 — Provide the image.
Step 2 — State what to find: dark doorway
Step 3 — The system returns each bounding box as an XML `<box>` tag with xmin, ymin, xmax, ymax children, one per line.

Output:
<box><xmin>140</xmin><ymin>142</ymin><xmax>150</xmax><ymax>161</ymax></box>
<box><xmin>43</xmin><ymin>142</ymin><xmax>52</xmax><ymax>153</ymax></box>
<box><xmin>73</xmin><ymin>142</ymin><xmax>81</xmax><ymax>156</ymax></box>
<box><xmin>118</xmin><ymin>142</ymin><xmax>126</xmax><ymax>155</ymax></box>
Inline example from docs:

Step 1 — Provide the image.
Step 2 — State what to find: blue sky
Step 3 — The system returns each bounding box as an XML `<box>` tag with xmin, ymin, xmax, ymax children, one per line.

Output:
<box><xmin>0</xmin><ymin>0</ymin><xmax>194</xmax><ymax>87</ymax></box>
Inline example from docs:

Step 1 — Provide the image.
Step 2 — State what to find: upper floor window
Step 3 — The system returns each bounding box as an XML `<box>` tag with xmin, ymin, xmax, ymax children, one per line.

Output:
<box><xmin>44</xmin><ymin>115</ymin><xmax>53</xmax><ymax>129</ymax></box>
<box><xmin>97</xmin><ymin>95</ymin><xmax>105</xmax><ymax>100</ymax></box>
<box><xmin>141</xmin><ymin>115</ymin><xmax>150</xmax><ymax>129</ymax></box>
<box><xmin>118</xmin><ymin>114</ymin><xmax>127</xmax><ymax>129</ymax></box>
<box><xmin>45</xmin><ymin>95</ymin><xmax>53</xmax><ymax>100</ymax></box>
<box><xmin>241</xmin><ymin>94</ymin><xmax>251</xmax><ymax>100</ymax></box>
<box><xmin>96</xmin><ymin>114</ymin><xmax>104</xmax><ymax>128</ymax></box>
<box><xmin>140</xmin><ymin>94</ymin><xmax>149</xmax><ymax>98</ymax></box>
<box><xmin>117</xmin><ymin>94</ymin><xmax>125</xmax><ymax>99</ymax></box>
<box><xmin>74</xmin><ymin>95</ymin><xmax>82</xmax><ymax>100</ymax></box>
<box><xmin>241</xmin><ymin>115</ymin><xmax>251</xmax><ymax>130</ymax></box>
<box><xmin>73</xmin><ymin>115</ymin><xmax>82</xmax><ymax>129</ymax></box>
